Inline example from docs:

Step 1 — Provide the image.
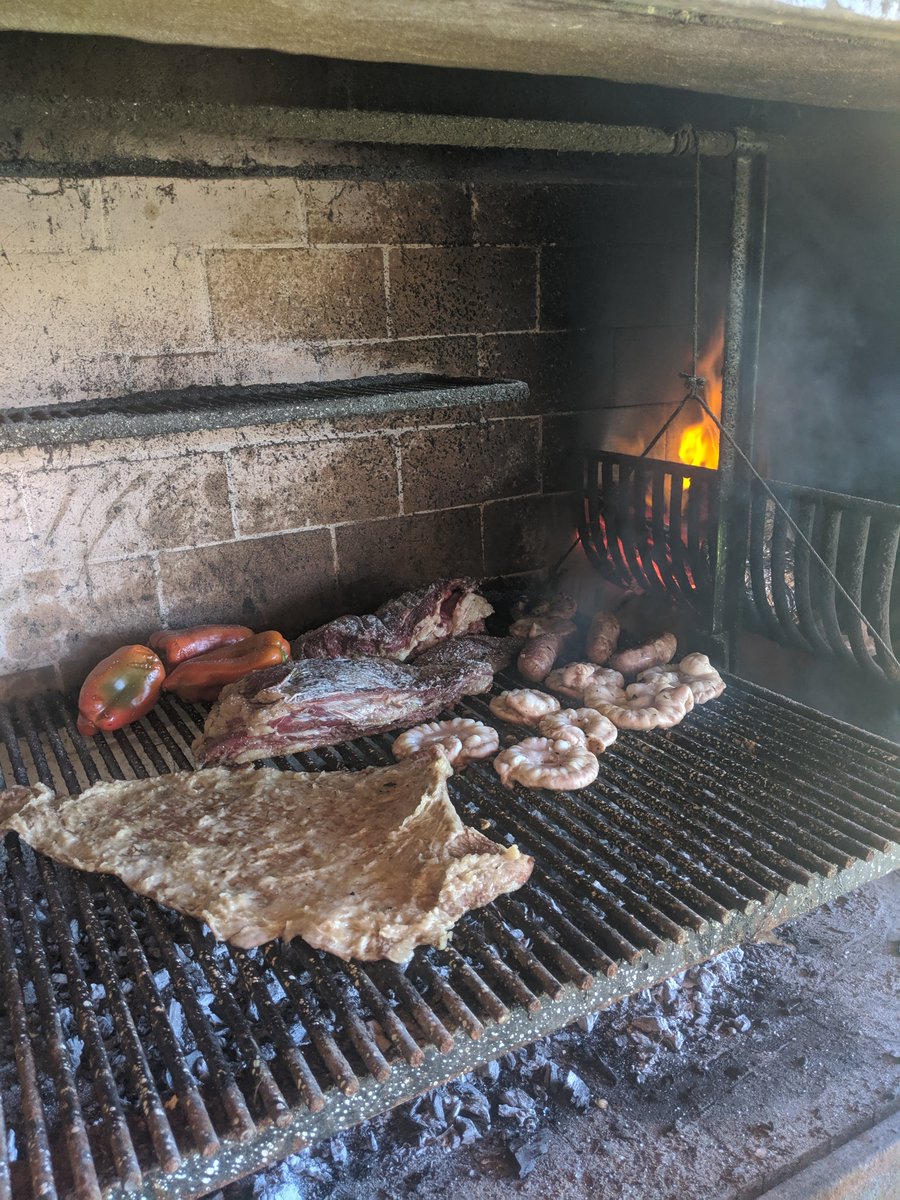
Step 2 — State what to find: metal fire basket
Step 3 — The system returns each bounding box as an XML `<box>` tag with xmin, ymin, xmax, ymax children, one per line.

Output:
<box><xmin>580</xmin><ymin>456</ymin><xmax>900</xmax><ymax>687</ymax></box>
<box><xmin>578</xmin><ymin>451</ymin><xmax>719</xmax><ymax>610</ymax></box>
<box><xmin>0</xmin><ymin>678</ymin><xmax>897</xmax><ymax>1199</ymax></box>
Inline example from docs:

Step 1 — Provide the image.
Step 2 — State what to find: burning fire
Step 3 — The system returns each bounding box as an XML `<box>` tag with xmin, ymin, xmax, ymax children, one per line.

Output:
<box><xmin>678</xmin><ymin>322</ymin><xmax>724</xmax><ymax>477</ymax></box>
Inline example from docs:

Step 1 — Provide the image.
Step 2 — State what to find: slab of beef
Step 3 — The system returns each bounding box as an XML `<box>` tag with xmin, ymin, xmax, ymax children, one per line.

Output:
<box><xmin>193</xmin><ymin>652</ymin><xmax>498</xmax><ymax>767</ymax></box>
<box><xmin>413</xmin><ymin>634</ymin><xmax>523</xmax><ymax>673</ymax></box>
<box><xmin>0</xmin><ymin>750</ymin><xmax>533</xmax><ymax>961</ymax></box>
<box><xmin>292</xmin><ymin>577</ymin><xmax>493</xmax><ymax>661</ymax></box>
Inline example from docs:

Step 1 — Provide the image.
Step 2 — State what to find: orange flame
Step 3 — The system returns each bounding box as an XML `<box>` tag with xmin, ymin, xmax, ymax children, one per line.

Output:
<box><xmin>678</xmin><ymin>322</ymin><xmax>724</xmax><ymax>480</ymax></box>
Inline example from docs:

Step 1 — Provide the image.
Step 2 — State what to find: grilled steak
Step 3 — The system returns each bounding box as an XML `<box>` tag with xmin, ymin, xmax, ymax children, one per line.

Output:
<box><xmin>193</xmin><ymin>653</ymin><xmax>498</xmax><ymax>766</ymax></box>
<box><xmin>292</xmin><ymin>577</ymin><xmax>492</xmax><ymax>661</ymax></box>
<box><xmin>412</xmin><ymin>633</ymin><xmax>522</xmax><ymax>673</ymax></box>
<box><xmin>0</xmin><ymin>750</ymin><xmax>533</xmax><ymax>961</ymax></box>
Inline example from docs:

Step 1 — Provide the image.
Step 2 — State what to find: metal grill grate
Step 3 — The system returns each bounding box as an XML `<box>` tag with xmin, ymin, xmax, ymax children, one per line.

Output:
<box><xmin>0</xmin><ymin>677</ymin><xmax>897</xmax><ymax>1199</ymax></box>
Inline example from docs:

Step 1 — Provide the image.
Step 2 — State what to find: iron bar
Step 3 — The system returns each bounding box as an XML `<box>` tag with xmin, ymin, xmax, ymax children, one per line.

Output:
<box><xmin>712</xmin><ymin>146</ymin><xmax>768</xmax><ymax>668</ymax></box>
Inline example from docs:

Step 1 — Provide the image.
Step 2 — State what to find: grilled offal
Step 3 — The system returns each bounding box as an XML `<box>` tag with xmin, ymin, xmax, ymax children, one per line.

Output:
<box><xmin>0</xmin><ymin>749</ymin><xmax>533</xmax><ymax>961</ymax></box>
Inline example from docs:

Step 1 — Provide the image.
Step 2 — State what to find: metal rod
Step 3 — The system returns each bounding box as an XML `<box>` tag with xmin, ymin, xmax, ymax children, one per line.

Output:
<box><xmin>712</xmin><ymin>147</ymin><xmax>768</xmax><ymax>666</ymax></box>
<box><xmin>102</xmin><ymin>883</ymin><xmax>222</xmax><ymax>1157</ymax></box>
<box><xmin>38</xmin><ymin>858</ymin><xmax>144</xmax><ymax>1192</ymax></box>
<box><xmin>230</xmin><ymin>949</ymin><xmax>327</xmax><ymax>1110</ymax></box>
<box><xmin>139</xmin><ymin>901</ymin><xmax>258</xmax><ymax>1141</ymax></box>
<box><xmin>290</xmin><ymin>944</ymin><xmax>393</xmax><ymax>1083</ymax></box>
<box><xmin>262</xmin><ymin>945</ymin><xmax>361</xmax><ymax>1097</ymax></box>
<box><xmin>0</xmin><ymin>96</ymin><xmax>745</xmax><ymax>159</ymax></box>
<box><xmin>0</xmin><ymin>851</ymin><xmax>58</xmax><ymax>1200</ymax></box>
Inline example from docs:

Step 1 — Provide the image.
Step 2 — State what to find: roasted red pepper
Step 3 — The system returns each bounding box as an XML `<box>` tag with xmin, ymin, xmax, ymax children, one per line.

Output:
<box><xmin>148</xmin><ymin>624</ymin><xmax>254</xmax><ymax>671</ymax></box>
<box><xmin>162</xmin><ymin>631</ymin><xmax>290</xmax><ymax>702</ymax></box>
<box><xmin>77</xmin><ymin>645</ymin><xmax>166</xmax><ymax>737</ymax></box>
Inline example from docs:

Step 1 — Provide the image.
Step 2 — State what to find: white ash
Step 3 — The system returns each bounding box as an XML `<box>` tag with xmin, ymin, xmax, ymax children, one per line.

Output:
<box><xmin>228</xmin><ymin>944</ymin><xmax>758</xmax><ymax>1199</ymax></box>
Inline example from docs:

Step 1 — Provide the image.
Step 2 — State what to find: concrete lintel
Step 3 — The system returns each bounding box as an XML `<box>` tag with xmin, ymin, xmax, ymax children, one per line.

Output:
<box><xmin>0</xmin><ymin>1</ymin><xmax>898</xmax><ymax>111</ymax></box>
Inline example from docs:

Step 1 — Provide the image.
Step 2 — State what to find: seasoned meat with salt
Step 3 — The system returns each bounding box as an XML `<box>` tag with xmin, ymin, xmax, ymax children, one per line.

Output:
<box><xmin>193</xmin><ymin>654</ymin><xmax>498</xmax><ymax>766</ymax></box>
<box><xmin>292</xmin><ymin>577</ymin><xmax>493</xmax><ymax>661</ymax></box>
<box><xmin>413</xmin><ymin>634</ymin><xmax>522</xmax><ymax>673</ymax></box>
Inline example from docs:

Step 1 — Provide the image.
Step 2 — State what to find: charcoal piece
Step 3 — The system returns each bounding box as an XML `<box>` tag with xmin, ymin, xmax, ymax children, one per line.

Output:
<box><xmin>455</xmin><ymin>1082</ymin><xmax>492</xmax><ymax>1126</ymax></box>
<box><xmin>661</xmin><ymin>977</ymin><xmax>681</xmax><ymax>1005</ymax></box>
<box><xmin>66</xmin><ymin>1036</ymin><xmax>84</xmax><ymax>1070</ymax></box>
<box><xmin>593</xmin><ymin>1058</ymin><xmax>619</xmax><ymax>1087</ymax></box>
<box><xmin>542</xmin><ymin>1063</ymin><xmax>592</xmax><ymax>1111</ymax></box>
<box><xmin>498</xmin><ymin>1087</ymin><xmax>537</xmax><ymax>1124</ymax></box>
<box><xmin>630</xmin><ymin>1014</ymin><xmax>672</xmax><ymax>1039</ymax></box>
<box><xmin>477</xmin><ymin>1058</ymin><xmax>501</xmax><ymax>1083</ymax></box>
<box><xmin>456</xmin><ymin>1117</ymin><xmax>481</xmax><ymax>1145</ymax></box>
<box><xmin>328</xmin><ymin>1138</ymin><xmax>348</xmax><ymax>1167</ymax></box>
<box><xmin>510</xmin><ymin>1126</ymin><xmax>554</xmax><ymax>1178</ymax></box>
<box><xmin>664</xmin><ymin>1028</ymin><xmax>685</xmax><ymax>1051</ymax></box>
<box><xmin>562</xmin><ymin>1069</ymin><xmax>592</xmax><ymax>1111</ymax></box>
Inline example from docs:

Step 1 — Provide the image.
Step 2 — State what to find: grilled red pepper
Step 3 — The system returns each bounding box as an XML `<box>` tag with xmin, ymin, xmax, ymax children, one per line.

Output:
<box><xmin>148</xmin><ymin>624</ymin><xmax>254</xmax><ymax>671</ymax></box>
<box><xmin>77</xmin><ymin>645</ymin><xmax>166</xmax><ymax>737</ymax></box>
<box><xmin>162</xmin><ymin>631</ymin><xmax>290</xmax><ymax>702</ymax></box>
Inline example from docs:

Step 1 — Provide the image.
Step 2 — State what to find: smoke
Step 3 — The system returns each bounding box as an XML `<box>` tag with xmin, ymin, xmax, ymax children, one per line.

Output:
<box><xmin>755</xmin><ymin>119</ymin><xmax>900</xmax><ymax>506</ymax></box>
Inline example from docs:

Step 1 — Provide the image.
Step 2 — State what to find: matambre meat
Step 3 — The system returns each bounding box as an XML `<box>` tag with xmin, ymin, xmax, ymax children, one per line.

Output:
<box><xmin>0</xmin><ymin>750</ymin><xmax>533</xmax><ymax>961</ymax></box>
<box><xmin>193</xmin><ymin>652</ymin><xmax>500</xmax><ymax>767</ymax></box>
<box><xmin>292</xmin><ymin>577</ymin><xmax>492</xmax><ymax>661</ymax></box>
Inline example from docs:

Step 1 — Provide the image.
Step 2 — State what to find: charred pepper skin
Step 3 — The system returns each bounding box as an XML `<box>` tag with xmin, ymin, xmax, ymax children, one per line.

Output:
<box><xmin>77</xmin><ymin>645</ymin><xmax>166</xmax><ymax>736</ymax></box>
<box><xmin>162</xmin><ymin>631</ymin><xmax>290</xmax><ymax>702</ymax></box>
<box><xmin>148</xmin><ymin>624</ymin><xmax>254</xmax><ymax>671</ymax></box>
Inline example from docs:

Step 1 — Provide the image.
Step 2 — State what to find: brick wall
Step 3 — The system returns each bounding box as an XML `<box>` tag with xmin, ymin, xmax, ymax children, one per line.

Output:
<box><xmin>0</xmin><ymin>169</ymin><xmax>707</xmax><ymax>695</ymax></box>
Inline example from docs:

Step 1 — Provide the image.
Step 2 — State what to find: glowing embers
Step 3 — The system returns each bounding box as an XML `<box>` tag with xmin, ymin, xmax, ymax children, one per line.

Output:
<box><xmin>579</xmin><ymin>452</ymin><xmax>718</xmax><ymax>606</ymax></box>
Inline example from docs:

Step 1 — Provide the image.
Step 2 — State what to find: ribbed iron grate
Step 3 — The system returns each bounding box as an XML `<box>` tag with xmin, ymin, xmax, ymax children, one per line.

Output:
<box><xmin>0</xmin><ymin>676</ymin><xmax>897</xmax><ymax>1199</ymax></box>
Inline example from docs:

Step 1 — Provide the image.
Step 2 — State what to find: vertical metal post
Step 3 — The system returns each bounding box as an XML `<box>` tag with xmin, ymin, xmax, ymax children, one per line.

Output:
<box><xmin>711</xmin><ymin>135</ymin><xmax>769</xmax><ymax>667</ymax></box>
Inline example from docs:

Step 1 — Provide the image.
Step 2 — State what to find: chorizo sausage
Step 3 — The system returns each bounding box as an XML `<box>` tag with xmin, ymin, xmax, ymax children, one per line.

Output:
<box><xmin>585</xmin><ymin>611</ymin><xmax>620</xmax><ymax>665</ymax></box>
<box><xmin>608</xmin><ymin>631</ymin><xmax>677</xmax><ymax>676</ymax></box>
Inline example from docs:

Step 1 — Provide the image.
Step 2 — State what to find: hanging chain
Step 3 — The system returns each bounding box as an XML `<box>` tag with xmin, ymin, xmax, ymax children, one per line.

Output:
<box><xmin>684</xmin><ymin>146</ymin><xmax>704</xmax><ymax>398</ymax></box>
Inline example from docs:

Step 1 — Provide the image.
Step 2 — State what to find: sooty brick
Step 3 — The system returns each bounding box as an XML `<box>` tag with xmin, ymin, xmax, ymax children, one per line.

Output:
<box><xmin>483</xmin><ymin>492</ymin><xmax>577</xmax><ymax>576</ymax></box>
<box><xmin>336</xmin><ymin>509</ymin><xmax>482</xmax><ymax>613</ymax></box>
<box><xmin>400</xmin><ymin>419</ymin><xmax>540</xmax><ymax>512</ymax></box>
<box><xmin>306</xmin><ymin>181</ymin><xmax>470</xmax><ymax>245</ymax></box>
<box><xmin>229</xmin><ymin>435</ymin><xmax>400</xmax><ymax>535</ymax></box>
<box><xmin>206</xmin><ymin>247</ymin><xmax>387</xmax><ymax>342</ymax></box>
<box><xmin>158</xmin><ymin>528</ymin><xmax>337</xmax><ymax>637</ymax></box>
<box><xmin>389</xmin><ymin>247</ymin><xmax>536</xmax><ymax>337</ymax></box>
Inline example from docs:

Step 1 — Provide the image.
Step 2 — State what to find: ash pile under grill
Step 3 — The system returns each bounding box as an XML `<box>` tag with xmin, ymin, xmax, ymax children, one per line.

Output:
<box><xmin>237</xmin><ymin>947</ymin><xmax>751</xmax><ymax>1195</ymax></box>
<box><xmin>232</xmin><ymin>875</ymin><xmax>900</xmax><ymax>1199</ymax></box>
